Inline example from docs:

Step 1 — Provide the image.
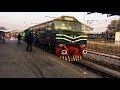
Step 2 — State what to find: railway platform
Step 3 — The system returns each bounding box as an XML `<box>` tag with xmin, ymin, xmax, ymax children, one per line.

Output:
<box><xmin>0</xmin><ymin>38</ymin><xmax>101</xmax><ymax>78</ymax></box>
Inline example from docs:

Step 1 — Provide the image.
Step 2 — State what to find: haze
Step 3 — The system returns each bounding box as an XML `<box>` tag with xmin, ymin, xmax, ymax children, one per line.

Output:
<box><xmin>0</xmin><ymin>12</ymin><xmax>119</xmax><ymax>32</ymax></box>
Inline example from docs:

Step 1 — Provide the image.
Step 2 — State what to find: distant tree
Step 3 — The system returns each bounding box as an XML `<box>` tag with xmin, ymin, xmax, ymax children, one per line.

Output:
<box><xmin>107</xmin><ymin>19</ymin><xmax>120</xmax><ymax>31</ymax></box>
<box><xmin>103</xmin><ymin>19</ymin><xmax>120</xmax><ymax>40</ymax></box>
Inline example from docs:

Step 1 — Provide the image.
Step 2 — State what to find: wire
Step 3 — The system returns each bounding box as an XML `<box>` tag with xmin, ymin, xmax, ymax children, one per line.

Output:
<box><xmin>93</xmin><ymin>27</ymin><xmax>107</xmax><ymax>29</ymax></box>
<box><xmin>88</xmin><ymin>18</ymin><xmax>120</xmax><ymax>25</ymax></box>
<box><xmin>91</xmin><ymin>22</ymin><xmax>110</xmax><ymax>25</ymax></box>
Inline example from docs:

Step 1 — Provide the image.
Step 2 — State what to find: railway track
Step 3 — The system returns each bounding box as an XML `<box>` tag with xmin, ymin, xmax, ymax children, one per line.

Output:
<box><xmin>88</xmin><ymin>49</ymin><xmax>120</xmax><ymax>59</ymax></box>
<box><xmin>72</xmin><ymin>60</ymin><xmax>120</xmax><ymax>78</ymax></box>
<box><xmin>83</xmin><ymin>49</ymin><xmax>120</xmax><ymax>71</ymax></box>
<box><xmin>31</xmin><ymin>42</ymin><xmax>120</xmax><ymax>78</ymax></box>
<box><xmin>37</xmin><ymin>44</ymin><xmax>120</xmax><ymax>78</ymax></box>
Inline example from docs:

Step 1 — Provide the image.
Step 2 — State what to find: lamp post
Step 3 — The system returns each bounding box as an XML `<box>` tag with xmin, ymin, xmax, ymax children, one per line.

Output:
<box><xmin>87</xmin><ymin>20</ymin><xmax>98</xmax><ymax>26</ymax></box>
<box><xmin>83</xmin><ymin>12</ymin><xmax>98</xmax><ymax>33</ymax></box>
<box><xmin>24</xmin><ymin>21</ymin><xmax>27</xmax><ymax>30</ymax></box>
<box><xmin>83</xmin><ymin>12</ymin><xmax>86</xmax><ymax>32</ymax></box>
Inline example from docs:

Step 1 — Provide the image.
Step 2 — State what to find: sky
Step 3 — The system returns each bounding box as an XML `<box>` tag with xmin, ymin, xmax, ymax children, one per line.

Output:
<box><xmin>0</xmin><ymin>12</ymin><xmax>119</xmax><ymax>32</ymax></box>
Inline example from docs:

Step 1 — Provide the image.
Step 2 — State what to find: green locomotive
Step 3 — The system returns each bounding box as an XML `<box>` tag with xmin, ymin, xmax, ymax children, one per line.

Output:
<box><xmin>27</xmin><ymin>16</ymin><xmax>90</xmax><ymax>62</ymax></box>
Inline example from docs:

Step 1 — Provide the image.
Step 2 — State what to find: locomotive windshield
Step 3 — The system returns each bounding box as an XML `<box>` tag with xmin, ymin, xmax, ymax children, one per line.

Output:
<box><xmin>54</xmin><ymin>21</ymin><xmax>81</xmax><ymax>31</ymax></box>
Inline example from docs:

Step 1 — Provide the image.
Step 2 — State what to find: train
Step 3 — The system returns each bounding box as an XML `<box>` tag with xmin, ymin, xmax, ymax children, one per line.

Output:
<box><xmin>24</xmin><ymin>16</ymin><xmax>88</xmax><ymax>62</ymax></box>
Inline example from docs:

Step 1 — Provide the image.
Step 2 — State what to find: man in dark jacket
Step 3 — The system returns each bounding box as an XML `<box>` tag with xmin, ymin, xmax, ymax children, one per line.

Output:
<box><xmin>26</xmin><ymin>32</ymin><xmax>33</xmax><ymax>52</ymax></box>
<box><xmin>17</xmin><ymin>33</ymin><xmax>22</xmax><ymax>46</ymax></box>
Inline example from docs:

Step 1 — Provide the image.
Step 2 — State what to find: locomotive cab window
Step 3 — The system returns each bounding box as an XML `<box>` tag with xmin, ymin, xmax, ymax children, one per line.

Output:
<box><xmin>54</xmin><ymin>21</ymin><xmax>81</xmax><ymax>31</ymax></box>
<box><xmin>46</xmin><ymin>22</ymin><xmax>54</xmax><ymax>30</ymax></box>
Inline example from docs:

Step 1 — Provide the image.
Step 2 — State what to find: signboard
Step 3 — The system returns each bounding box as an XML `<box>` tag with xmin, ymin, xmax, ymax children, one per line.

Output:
<box><xmin>64</xmin><ymin>17</ymin><xmax>74</xmax><ymax>21</ymax></box>
<box><xmin>115</xmin><ymin>32</ymin><xmax>120</xmax><ymax>45</ymax></box>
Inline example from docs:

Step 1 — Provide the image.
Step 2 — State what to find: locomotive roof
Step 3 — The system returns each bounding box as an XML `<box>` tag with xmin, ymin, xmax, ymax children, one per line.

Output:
<box><xmin>29</xmin><ymin>16</ymin><xmax>79</xmax><ymax>29</ymax></box>
<box><xmin>28</xmin><ymin>16</ymin><xmax>93</xmax><ymax>30</ymax></box>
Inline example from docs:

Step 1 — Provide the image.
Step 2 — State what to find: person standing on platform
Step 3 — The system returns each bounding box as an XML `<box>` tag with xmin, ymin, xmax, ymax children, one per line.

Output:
<box><xmin>26</xmin><ymin>32</ymin><xmax>33</xmax><ymax>52</ymax></box>
<box><xmin>17</xmin><ymin>33</ymin><xmax>22</xmax><ymax>46</ymax></box>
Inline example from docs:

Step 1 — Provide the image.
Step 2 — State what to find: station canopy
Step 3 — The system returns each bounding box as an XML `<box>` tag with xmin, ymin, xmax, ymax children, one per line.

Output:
<box><xmin>87</xmin><ymin>8</ymin><xmax>120</xmax><ymax>16</ymax></box>
<box><xmin>0</xmin><ymin>30</ymin><xmax>12</xmax><ymax>33</ymax></box>
<box><xmin>89</xmin><ymin>12</ymin><xmax>120</xmax><ymax>16</ymax></box>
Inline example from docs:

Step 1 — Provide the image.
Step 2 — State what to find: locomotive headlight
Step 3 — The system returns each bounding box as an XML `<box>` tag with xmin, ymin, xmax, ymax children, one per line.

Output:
<box><xmin>59</xmin><ymin>44</ymin><xmax>64</xmax><ymax>47</ymax></box>
<box><xmin>81</xmin><ymin>44</ymin><xmax>86</xmax><ymax>47</ymax></box>
<box><xmin>82</xmin><ymin>50</ymin><xmax>87</xmax><ymax>54</ymax></box>
<box><xmin>61</xmin><ymin>50</ymin><xmax>67</xmax><ymax>55</ymax></box>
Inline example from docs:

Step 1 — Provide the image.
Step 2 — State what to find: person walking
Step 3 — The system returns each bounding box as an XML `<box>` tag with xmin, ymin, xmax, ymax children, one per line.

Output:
<box><xmin>2</xmin><ymin>33</ymin><xmax>5</xmax><ymax>43</ymax></box>
<box><xmin>17</xmin><ymin>33</ymin><xmax>22</xmax><ymax>46</ymax></box>
<box><xmin>26</xmin><ymin>32</ymin><xmax>33</xmax><ymax>52</ymax></box>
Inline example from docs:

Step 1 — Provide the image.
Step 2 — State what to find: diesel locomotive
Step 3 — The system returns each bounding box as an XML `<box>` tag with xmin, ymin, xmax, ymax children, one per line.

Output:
<box><xmin>26</xmin><ymin>16</ymin><xmax>89</xmax><ymax>62</ymax></box>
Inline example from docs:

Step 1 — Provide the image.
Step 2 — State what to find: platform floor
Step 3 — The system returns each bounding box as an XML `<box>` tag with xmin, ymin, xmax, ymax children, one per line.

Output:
<box><xmin>0</xmin><ymin>38</ymin><xmax>101</xmax><ymax>78</ymax></box>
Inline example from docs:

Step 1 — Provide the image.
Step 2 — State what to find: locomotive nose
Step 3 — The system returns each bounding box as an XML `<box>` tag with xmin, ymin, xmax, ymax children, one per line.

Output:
<box><xmin>67</xmin><ymin>46</ymin><xmax>76</xmax><ymax>55</ymax></box>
